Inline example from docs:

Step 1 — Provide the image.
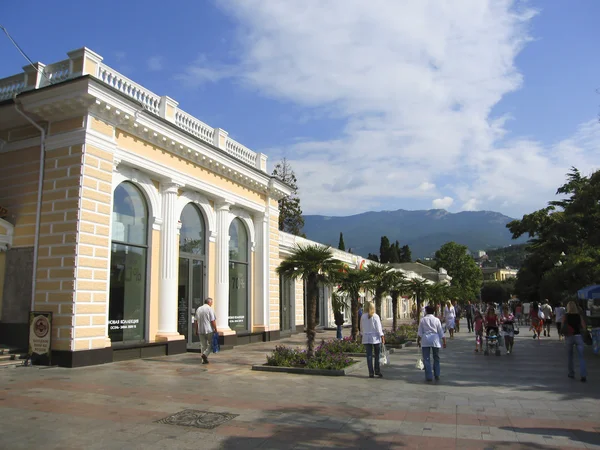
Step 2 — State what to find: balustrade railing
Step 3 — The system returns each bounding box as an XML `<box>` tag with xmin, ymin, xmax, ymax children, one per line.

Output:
<box><xmin>0</xmin><ymin>49</ymin><xmax>264</xmax><ymax>170</ymax></box>
<box><xmin>97</xmin><ymin>64</ymin><xmax>161</xmax><ymax>115</ymax></box>
<box><xmin>226</xmin><ymin>138</ymin><xmax>257</xmax><ymax>166</ymax></box>
<box><xmin>174</xmin><ymin>110</ymin><xmax>214</xmax><ymax>145</ymax></box>
<box><xmin>0</xmin><ymin>73</ymin><xmax>27</xmax><ymax>101</ymax></box>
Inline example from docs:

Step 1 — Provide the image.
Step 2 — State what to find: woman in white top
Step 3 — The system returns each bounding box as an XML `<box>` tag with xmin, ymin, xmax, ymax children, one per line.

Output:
<box><xmin>417</xmin><ymin>305</ymin><xmax>447</xmax><ymax>382</ymax></box>
<box><xmin>443</xmin><ymin>300</ymin><xmax>456</xmax><ymax>339</ymax></box>
<box><xmin>360</xmin><ymin>301</ymin><xmax>385</xmax><ymax>378</ymax></box>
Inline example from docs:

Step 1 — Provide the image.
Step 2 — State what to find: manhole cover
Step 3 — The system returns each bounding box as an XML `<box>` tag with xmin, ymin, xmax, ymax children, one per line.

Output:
<box><xmin>155</xmin><ymin>410</ymin><xmax>238</xmax><ymax>429</ymax></box>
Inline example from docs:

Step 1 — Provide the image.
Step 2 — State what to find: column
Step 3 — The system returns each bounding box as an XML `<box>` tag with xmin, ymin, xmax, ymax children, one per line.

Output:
<box><xmin>156</xmin><ymin>182</ymin><xmax>184</xmax><ymax>340</ymax></box>
<box><xmin>252</xmin><ymin>212</ymin><xmax>269</xmax><ymax>331</ymax></box>
<box><xmin>215</xmin><ymin>201</ymin><xmax>232</xmax><ymax>332</ymax></box>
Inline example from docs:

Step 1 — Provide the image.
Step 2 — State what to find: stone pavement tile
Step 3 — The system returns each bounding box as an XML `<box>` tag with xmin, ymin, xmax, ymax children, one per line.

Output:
<box><xmin>421</xmin><ymin>423</ymin><xmax>457</xmax><ymax>438</ymax></box>
<box><xmin>481</xmin><ymin>427</ymin><xmax>519</xmax><ymax>442</ymax></box>
<box><xmin>456</xmin><ymin>424</ymin><xmax>488</xmax><ymax>440</ymax></box>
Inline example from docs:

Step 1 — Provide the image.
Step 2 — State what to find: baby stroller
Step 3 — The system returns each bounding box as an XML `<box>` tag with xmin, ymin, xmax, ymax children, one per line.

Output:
<box><xmin>484</xmin><ymin>327</ymin><xmax>501</xmax><ymax>356</ymax></box>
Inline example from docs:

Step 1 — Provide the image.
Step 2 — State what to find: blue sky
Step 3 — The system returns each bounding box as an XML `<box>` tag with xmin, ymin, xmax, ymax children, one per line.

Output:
<box><xmin>2</xmin><ymin>1</ymin><xmax>599</xmax><ymax>218</ymax></box>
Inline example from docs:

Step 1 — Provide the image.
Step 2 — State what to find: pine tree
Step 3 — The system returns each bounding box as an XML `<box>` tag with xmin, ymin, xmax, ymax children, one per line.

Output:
<box><xmin>389</xmin><ymin>240</ymin><xmax>401</xmax><ymax>263</ymax></box>
<box><xmin>400</xmin><ymin>245</ymin><xmax>412</xmax><ymax>263</ymax></box>
<box><xmin>338</xmin><ymin>232</ymin><xmax>346</xmax><ymax>251</ymax></box>
<box><xmin>272</xmin><ymin>158</ymin><xmax>305</xmax><ymax>236</ymax></box>
<box><xmin>379</xmin><ymin>236</ymin><xmax>391</xmax><ymax>263</ymax></box>
<box><xmin>367</xmin><ymin>253</ymin><xmax>379</xmax><ymax>262</ymax></box>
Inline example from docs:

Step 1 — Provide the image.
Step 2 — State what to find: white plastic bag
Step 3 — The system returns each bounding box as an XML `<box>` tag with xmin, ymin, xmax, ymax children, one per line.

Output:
<box><xmin>380</xmin><ymin>344</ymin><xmax>389</xmax><ymax>365</ymax></box>
<box><xmin>416</xmin><ymin>357</ymin><xmax>424</xmax><ymax>370</ymax></box>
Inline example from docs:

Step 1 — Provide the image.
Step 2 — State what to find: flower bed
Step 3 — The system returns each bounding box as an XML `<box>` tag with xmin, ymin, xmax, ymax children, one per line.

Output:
<box><xmin>265</xmin><ymin>344</ymin><xmax>355</xmax><ymax>370</ymax></box>
<box><xmin>384</xmin><ymin>324</ymin><xmax>418</xmax><ymax>345</ymax></box>
<box><xmin>317</xmin><ymin>338</ymin><xmax>365</xmax><ymax>354</ymax></box>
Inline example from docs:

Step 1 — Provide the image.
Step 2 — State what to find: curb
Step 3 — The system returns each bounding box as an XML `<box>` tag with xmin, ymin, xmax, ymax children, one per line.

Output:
<box><xmin>251</xmin><ymin>359</ymin><xmax>366</xmax><ymax>376</ymax></box>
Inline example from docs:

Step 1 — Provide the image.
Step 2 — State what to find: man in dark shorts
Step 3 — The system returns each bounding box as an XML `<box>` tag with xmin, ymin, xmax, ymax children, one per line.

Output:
<box><xmin>541</xmin><ymin>299</ymin><xmax>553</xmax><ymax>337</ymax></box>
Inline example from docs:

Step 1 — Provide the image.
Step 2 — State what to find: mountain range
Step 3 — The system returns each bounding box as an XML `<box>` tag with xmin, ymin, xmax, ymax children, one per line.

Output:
<box><xmin>302</xmin><ymin>209</ymin><xmax>527</xmax><ymax>259</ymax></box>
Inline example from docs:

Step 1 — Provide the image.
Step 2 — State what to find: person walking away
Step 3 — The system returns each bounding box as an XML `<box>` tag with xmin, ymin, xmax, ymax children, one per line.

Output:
<box><xmin>515</xmin><ymin>303</ymin><xmax>523</xmax><ymax>326</ymax></box>
<box><xmin>360</xmin><ymin>301</ymin><xmax>385</xmax><ymax>378</ymax></box>
<box><xmin>195</xmin><ymin>298</ymin><xmax>217</xmax><ymax>364</ymax></box>
<box><xmin>523</xmin><ymin>302</ymin><xmax>531</xmax><ymax>326</ymax></box>
<box><xmin>530</xmin><ymin>302</ymin><xmax>543</xmax><ymax>340</ymax></box>
<box><xmin>500</xmin><ymin>306</ymin><xmax>515</xmax><ymax>354</ymax></box>
<box><xmin>334</xmin><ymin>309</ymin><xmax>344</xmax><ymax>340</ymax></box>
<box><xmin>454</xmin><ymin>301</ymin><xmax>462</xmax><ymax>332</ymax></box>
<box><xmin>417</xmin><ymin>305</ymin><xmax>447</xmax><ymax>382</ymax></box>
<box><xmin>465</xmin><ymin>301</ymin><xmax>475</xmax><ymax>333</ymax></box>
<box><xmin>541</xmin><ymin>299</ymin><xmax>553</xmax><ymax>337</ymax></box>
<box><xmin>554</xmin><ymin>302</ymin><xmax>566</xmax><ymax>341</ymax></box>
<box><xmin>562</xmin><ymin>301</ymin><xmax>587</xmax><ymax>382</ymax></box>
<box><xmin>444</xmin><ymin>301</ymin><xmax>456</xmax><ymax>339</ymax></box>
<box><xmin>474</xmin><ymin>310</ymin><xmax>484</xmax><ymax>352</ymax></box>
<box><xmin>358</xmin><ymin>302</ymin><xmax>363</xmax><ymax>332</ymax></box>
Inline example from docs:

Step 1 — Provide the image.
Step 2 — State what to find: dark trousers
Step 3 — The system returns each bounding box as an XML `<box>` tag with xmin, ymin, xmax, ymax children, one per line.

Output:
<box><xmin>336</xmin><ymin>325</ymin><xmax>343</xmax><ymax>340</ymax></box>
<box><xmin>365</xmin><ymin>343</ymin><xmax>381</xmax><ymax>376</ymax></box>
<box><xmin>466</xmin><ymin>315</ymin><xmax>474</xmax><ymax>332</ymax></box>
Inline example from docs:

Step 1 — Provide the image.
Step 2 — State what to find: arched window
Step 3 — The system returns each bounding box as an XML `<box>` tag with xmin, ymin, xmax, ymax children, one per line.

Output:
<box><xmin>179</xmin><ymin>203</ymin><xmax>205</xmax><ymax>255</ymax></box>
<box><xmin>109</xmin><ymin>182</ymin><xmax>148</xmax><ymax>344</ymax></box>
<box><xmin>229</xmin><ymin>218</ymin><xmax>248</xmax><ymax>331</ymax></box>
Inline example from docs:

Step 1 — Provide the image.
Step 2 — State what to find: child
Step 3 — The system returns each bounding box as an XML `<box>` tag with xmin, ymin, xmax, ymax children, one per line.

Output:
<box><xmin>474</xmin><ymin>310</ymin><xmax>484</xmax><ymax>352</ymax></box>
<box><xmin>485</xmin><ymin>307</ymin><xmax>499</xmax><ymax>337</ymax></box>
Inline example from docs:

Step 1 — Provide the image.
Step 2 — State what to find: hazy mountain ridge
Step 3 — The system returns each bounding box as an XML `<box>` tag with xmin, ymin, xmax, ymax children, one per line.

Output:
<box><xmin>302</xmin><ymin>209</ymin><xmax>526</xmax><ymax>258</ymax></box>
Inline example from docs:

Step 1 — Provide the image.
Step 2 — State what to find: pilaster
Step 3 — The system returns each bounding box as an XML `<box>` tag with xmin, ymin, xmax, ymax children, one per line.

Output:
<box><xmin>252</xmin><ymin>212</ymin><xmax>269</xmax><ymax>331</ymax></box>
<box><xmin>215</xmin><ymin>201</ymin><xmax>233</xmax><ymax>334</ymax></box>
<box><xmin>156</xmin><ymin>181</ymin><xmax>185</xmax><ymax>341</ymax></box>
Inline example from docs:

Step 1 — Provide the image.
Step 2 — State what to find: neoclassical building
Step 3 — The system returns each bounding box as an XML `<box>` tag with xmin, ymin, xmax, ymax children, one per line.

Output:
<box><xmin>0</xmin><ymin>48</ymin><xmax>424</xmax><ymax>367</ymax></box>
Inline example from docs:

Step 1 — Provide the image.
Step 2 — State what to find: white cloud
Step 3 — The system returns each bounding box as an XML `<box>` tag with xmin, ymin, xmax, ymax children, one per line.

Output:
<box><xmin>419</xmin><ymin>182</ymin><xmax>436</xmax><ymax>191</ymax></box>
<box><xmin>147</xmin><ymin>56</ymin><xmax>163</xmax><ymax>72</ymax></box>
<box><xmin>432</xmin><ymin>197</ymin><xmax>454</xmax><ymax>209</ymax></box>
<box><xmin>179</xmin><ymin>1</ymin><xmax>599</xmax><ymax>217</ymax></box>
<box><xmin>462</xmin><ymin>198</ymin><xmax>479</xmax><ymax>211</ymax></box>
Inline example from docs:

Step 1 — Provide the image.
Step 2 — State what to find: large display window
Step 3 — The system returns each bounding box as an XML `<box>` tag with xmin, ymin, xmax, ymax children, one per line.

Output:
<box><xmin>108</xmin><ymin>182</ymin><xmax>148</xmax><ymax>343</ymax></box>
<box><xmin>228</xmin><ymin>218</ymin><xmax>248</xmax><ymax>331</ymax></box>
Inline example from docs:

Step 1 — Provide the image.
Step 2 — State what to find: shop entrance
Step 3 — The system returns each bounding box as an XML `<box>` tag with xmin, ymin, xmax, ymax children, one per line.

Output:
<box><xmin>279</xmin><ymin>276</ymin><xmax>293</xmax><ymax>334</ymax></box>
<box><xmin>178</xmin><ymin>258</ymin><xmax>204</xmax><ymax>344</ymax></box>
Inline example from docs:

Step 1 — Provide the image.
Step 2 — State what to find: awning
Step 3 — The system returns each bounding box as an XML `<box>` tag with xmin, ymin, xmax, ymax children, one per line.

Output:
<box><xmin>577</xmin><ymin>285</ymin><xmax>600</xmax><ymax>300</ymax></box>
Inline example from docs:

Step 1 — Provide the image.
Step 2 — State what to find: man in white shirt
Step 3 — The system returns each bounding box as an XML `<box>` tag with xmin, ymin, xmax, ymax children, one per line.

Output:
<box><xmin>554</xmin><ymin>302</ymin><xmax>566</xmax><ymax>340</ymax></box>
<box><xmin>417</xmin><ymin>306</ymin><xmax>447</xmax><ymax>382</ymax></box>
<box><xmin>195</xmin><ymin>298</ymin><xmax>217</xmax><ymax>364</ymax></box>
<box><xmin>541</xmin><ymin>299</ymin><xmax>553</xmax><ymax>337</ymax></box>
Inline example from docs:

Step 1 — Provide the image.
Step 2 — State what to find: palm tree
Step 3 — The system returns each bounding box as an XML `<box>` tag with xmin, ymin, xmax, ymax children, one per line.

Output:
<box><xmin>427</xmin><ymin>283</ymin><xmax>450</xmax><ymax>311</ymax></box>
<box><xmin>388</xmin><ymin>271</ymin><xmax>409</xmax><ymax>331</ymax></box>
<box><xmin>407</xmin><ymin>278</ymin><xmax>430</xmax><ymax>323</ymax></box>
<box><xmin>277</xmin><ymin>245</ymin><xmax>343</xmax><ymax>358</ymax></box>
<box><xmin>333</xmin><ymin>268</ymin><xmax>371</xmax><ymax>341</ymax></box>
<box><xmin>365</xmin><ymin>264</ymin><xmax>395</xmax><ymax>317</ymax></box>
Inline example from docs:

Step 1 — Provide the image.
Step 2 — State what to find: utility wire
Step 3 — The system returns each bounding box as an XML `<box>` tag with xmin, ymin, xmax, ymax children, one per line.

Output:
<box><xmin>1</xmin><ymin>24</ymin><xmax>53</xmax><ymax>84</ymax></box>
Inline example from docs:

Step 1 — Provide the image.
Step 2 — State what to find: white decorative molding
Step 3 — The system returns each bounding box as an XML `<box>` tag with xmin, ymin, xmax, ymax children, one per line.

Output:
<box><xmin>175</xmin><ymin>190</ymin><xmax>216</xmax><ymax>238</ymax></box>
<box><xmin>215</xmin><ymin>201</ymin><xmax>232</xmax><ymax>332</ymax></box>
<box><xmin>230</xmin><ymin>207</ymin><xmax>256</xmax><ymax>251</ymax></box>
<box><xmin>0</xmin><ymin>218</ymin><xmax>14</xmax><ymax>252</ymax></box>
<box><xmin>112</xmin><ymin>164</ymin><xmax>162</xmax><ymax>227</ymax></box>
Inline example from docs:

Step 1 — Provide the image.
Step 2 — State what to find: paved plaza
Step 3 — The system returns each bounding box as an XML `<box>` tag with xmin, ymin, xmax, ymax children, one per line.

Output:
<box><xmin>1</xmin><ymin>320</ymin><xmax>599</xmax><ymax>449</ymax></box>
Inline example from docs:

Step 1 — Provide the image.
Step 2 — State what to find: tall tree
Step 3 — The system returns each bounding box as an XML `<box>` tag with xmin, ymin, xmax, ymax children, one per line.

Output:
<box><xmin>435</xmin><ymin>242</ymin><xmax>483</xmax><ymax>300</ymax></box>
<box><xmin>333</xmin><ymin>268</ymin><xmax>371</xmax><ymax>341</ymax></box>
<box><xmin>367</xmin><ymin>253</ymin><xmax>380</xmax><ymax>262</ymax></box>
<box><xmin>365</xmin><ymin>264</ymin><xmax>395</xmax><ymax>317</ymax></box>
<box><xmin>338</xmin><ymin>232</ymin><xmax>346</xmax><ymax>251</ymax></box>
<box><xmin>407</xmin><ymin>278</ymin><xmax>430</xmax><ymax>323</ymax></box>
<box><xmin>379</xmin><ymin>236</ymin><xmax>391</xmax><ymax>263</ymax></box>
<box><xmin>272</xmin><ymin>158</ymin><xmax>305</xmax><ymax>236</ymax></box>
<box><xmin>507</xmin><ymin>168</ymin><xmax>600</xmax><ymax>303</ymax></box>
<box><xmin>389</xmin><ymin>240</ymin><xmax>401</xmax><ymax>263</ymax></box>
<box><xmin>388</xmin><ymin>272</ymin><xmax>409</xmax><ymax>331</ymax></box>
<box><xmin>400</xmin><ymin>245</ymin><xmax>412</xmax><ymax>263</ymax></box>
<box><xmin>277</xmin><ymin>245</ymin><xmax>342</xmax><ymax>357</ymax></box>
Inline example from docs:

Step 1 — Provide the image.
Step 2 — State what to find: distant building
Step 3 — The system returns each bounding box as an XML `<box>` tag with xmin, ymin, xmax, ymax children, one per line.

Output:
<box><xmin>482</xmin><ymin>267</ymin><xmax>518</xmax><ymax>281</ymax></box>
<box><xmin>389</xmin><ymin>262</ymin><xmax>452</xmax><ymax>285</ymax></box>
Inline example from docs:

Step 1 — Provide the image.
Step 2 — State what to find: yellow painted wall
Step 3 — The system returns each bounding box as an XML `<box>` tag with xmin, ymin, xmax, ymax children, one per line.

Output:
<box><xmin>208</xmin><ymin>241</ymin><xmax>216</xmax><ymax>299</ymax></box>
<box><xmin>116</xmin><ymin>130</ymin><xmax>265</xmax><ymax>205</ymax></box>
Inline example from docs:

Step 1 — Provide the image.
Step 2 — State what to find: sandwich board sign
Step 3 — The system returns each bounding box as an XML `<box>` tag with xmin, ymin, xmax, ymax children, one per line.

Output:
<box><xmin>28</xmin><ymin>311</ymin><xmax>52</xmax><ymax>365</ymax></box>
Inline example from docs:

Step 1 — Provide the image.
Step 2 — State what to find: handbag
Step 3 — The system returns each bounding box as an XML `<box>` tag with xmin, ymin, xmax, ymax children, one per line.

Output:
<box><xmin>415</xmin><ymin>357</ymin><xmax>424</xmax><ymax>370</ymax></box>
<box><xmin>211</xmin><ymin>333</ymin><xmax>220</xmax><ymax>353</ymax></box>
<box><xmin>379</xmin><ymin>344</ymin><xmax>389</xmax><ymax>365</ymax></box>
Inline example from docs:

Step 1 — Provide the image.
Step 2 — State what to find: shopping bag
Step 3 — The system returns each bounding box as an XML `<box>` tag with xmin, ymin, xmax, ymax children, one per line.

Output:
<box><xmin>380</xmin><ymin>344</ymin><xmax>389</xmax><ymax>365</ymax></box>
<box><xmin>211</xmin><ymin>333</ymin><xmax>220</xmax><ymax>353</ymax></box>
<box><xmin>415</xmin><ymin>357</ymin><xmax>424</xmax><ymax>370</ymax></box>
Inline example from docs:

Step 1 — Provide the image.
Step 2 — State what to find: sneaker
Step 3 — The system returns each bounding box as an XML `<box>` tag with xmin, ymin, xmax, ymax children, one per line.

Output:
<box><xmin>507</xmin><ymin>351</ymin><xmax>511</xmax><ymax>354</ymax></box>
<box><xmin>543</xmin><ymin>331</ymin><xmax>547</xmax><ymax>337</ymax></box>
<box><xmin>375</xmin><ymin>373</ymin><xmax>383</xmax><ymax>378</ymax></box>
<box><xmin>201</xmin><ymin>354</ymin><xmax>209</xmax><ymax>364</ymax></box>
<box><xmin>435</xmin><ymin>376</ymin><xmax>440</xmax><ymax>381</ymax></box>
<box><xmin>568</xmin><ymin>374</ymin><xmax>575</xmax><ymax>379</ymax></box>
<box><xmin>369</xmin><ymin>374</ymin><xmax>374</xmax><ymax>378</ymax></box>
<box><xmin>581</xmin><ymin>377</ymin><xmax>587</xmax><ymax>383</ymax></box>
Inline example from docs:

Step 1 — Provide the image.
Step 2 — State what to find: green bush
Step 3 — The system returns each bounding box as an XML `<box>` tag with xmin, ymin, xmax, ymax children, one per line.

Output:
<box><xmin>384</xmin><ymin>324</ymin><xmax>418</xmax><ymax>344</ymax></box>
<box><xmin>317</xmin><ymin>338</ymin><xmax>365</xmax><ymax>354</ymax></box>
<box><xmin>265</xmin><ymin>344</ymin><xmax>355</xmax><ymax>370</ymax></box>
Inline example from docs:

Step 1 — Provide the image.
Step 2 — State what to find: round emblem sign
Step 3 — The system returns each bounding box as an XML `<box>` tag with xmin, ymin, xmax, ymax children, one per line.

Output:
<box><xmin>34</xmin><ymin>316</ymin><xmax>50</xmax><ymax>338</ymax></box>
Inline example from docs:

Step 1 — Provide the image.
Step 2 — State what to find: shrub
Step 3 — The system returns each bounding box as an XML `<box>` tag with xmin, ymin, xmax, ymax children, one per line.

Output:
<box><xmin>316</xmin><ymin>338</ymin><xmax>365</xmax><ymax>354</ymax></box>
<box><xmin>265</xmin><ymin>344</ymin><xmax>355</xmax><ymax>370</ymax></box>
<box><xmin>384</xmin><ymin>324</ymin><xmax>418</xmax><ymax>344</ymax></box>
